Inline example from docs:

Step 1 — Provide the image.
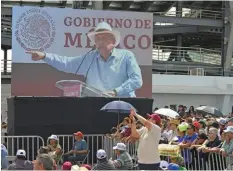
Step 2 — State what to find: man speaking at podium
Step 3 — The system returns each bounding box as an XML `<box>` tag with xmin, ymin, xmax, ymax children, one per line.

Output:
<box><xmin>26</xmin><ymin>22</ymin><xmax>142</xmax><ymax>97</ymax></box>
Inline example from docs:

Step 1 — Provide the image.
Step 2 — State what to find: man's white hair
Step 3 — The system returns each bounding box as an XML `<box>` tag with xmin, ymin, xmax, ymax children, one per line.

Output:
<box><xmin>209</xmin><ymin>127</ymin><xmax>218</xmax><ymax>135</ymax></box>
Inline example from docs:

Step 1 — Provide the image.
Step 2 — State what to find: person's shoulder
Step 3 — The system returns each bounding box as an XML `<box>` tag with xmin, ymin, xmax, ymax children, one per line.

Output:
<box><xmin>115</xmin><ymin>48</ymin><xmax>135</xmax><ymax>57</ymax></box>
<box><xmin>151</xmin><ymin>123</ymin><xmax>161</xmax><ymax>131</ymax></box>
<box><xmin>81</xmin><ymin>139</ymin><xmax>87</xmax><ymax>143</ymax></box>
<box><xmin>57</xmin><ymin>144</ymin><xmax>62</xmax><ymax>148</ymax></box>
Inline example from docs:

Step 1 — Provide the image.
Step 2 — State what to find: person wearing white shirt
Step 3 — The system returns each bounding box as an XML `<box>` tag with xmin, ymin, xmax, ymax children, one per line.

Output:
<box><xmin>130</xmin><ymin>109</ymin><xmax>161</xmax><ymax>170</ymax></box>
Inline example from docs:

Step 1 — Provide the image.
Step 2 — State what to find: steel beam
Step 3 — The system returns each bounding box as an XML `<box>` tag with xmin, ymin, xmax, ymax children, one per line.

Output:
<box><xmin>82</xmin><ymin>1</ymin><xmax>89</xmax><ymax>8</ymax></box>
<box><xmin>123</xmin><ymin>1</ymin><xmax>134</xmax><ymax>10</ymax></box>
<box><xmin>224</xmin><ymin>1</ymin><xmax>233</xmax><ymax>76</ymax></box>
<box><xmin>1</xmin><ymin>37</ymin><xmax>11</xmax><ymax>46</ymax></box>
<box><xmin>1</xmin><ymin>7</ymin><xmax>12</xmax><ymax>15</ymax></box>
<box><xmin>153</xmin><ymin>15</ymin><xmax>223</xmax><ymax>27</ymax></box>
<box><xmin>103</xmin><ymin>1</ymin><xmax>111</xmax><ymax>9</ymax></box>
<box><xmin>154</xmin><ymin>25</ymin><xmax>214</xmax><ymax>35</ymax></box>
<box><xmin>141</xmin><ymin>1</ymin><xmax>154</xmax><ymax>12</ymax></box>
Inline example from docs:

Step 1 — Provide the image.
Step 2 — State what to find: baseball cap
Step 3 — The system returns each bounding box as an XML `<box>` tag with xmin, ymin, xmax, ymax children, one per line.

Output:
<box><xmin>177</xmin><ymin>123</ymin><xmax>188</xmax><ymax>132</ymax></box>
<box><xmin>193</xmin><ymin>121</ymin><xmax>200</xmax><ymax>128</ymax></box>
<box><xmin>62</xmin><ymin>161</ymin><xmax>72</xmax><ymax>170</ymax></box>
<box><xmin>16</xmin><ymin>149</ymin><xmax>26</xmax><ymax>157</ymax></box>
<box><xmin>71</xmin><ymin>165</ymin><xmax>79</xmax><ymax>171</ymax></box>
<box><xmin>147</xmin><ymin>114</ymin><xmax>161</xmax><ymax>123</ymax></box>
<box><xmin>96</xmin><ymin>149</ymin><xmax>107</xmax><ymax>159</ymax></box>
<box><xmin>167</xmin><ymin>163</ymin><xmax>180</xmax><ymax>170</ymax></box>
<box><xmin>224</xmin><ymin>126</ymin><xmax>233</xmax><ymax>133</ymax></box>
<box><xmin>217</xmin><ymin>118</ymin><xmax>227</xmax><ymax>125</ymax></box>
<box><xmin>160</xmin><ymin>160</ymin><xmax>169</xmax><ymax>169</ymax></box>
<box><xmin>113</xmin><ymin>143</ymin><xmax>126</xmax><ymax>151</ymax></box>
<box><xmin>73</xmin><ymin>131</ymin><xmax>83</xmax><ymax>137</ymax></box>
<box><xmin>199</xmin><ymin>120</ymin><xmax>206</xmax><ymax>127</ymax></box>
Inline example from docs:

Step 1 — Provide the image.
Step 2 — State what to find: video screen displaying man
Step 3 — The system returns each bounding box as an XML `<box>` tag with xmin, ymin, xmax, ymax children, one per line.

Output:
<box><xmin>26</xmin><ymin>22</ymin><xmax>143</xmax><ymax>97</ymax></box>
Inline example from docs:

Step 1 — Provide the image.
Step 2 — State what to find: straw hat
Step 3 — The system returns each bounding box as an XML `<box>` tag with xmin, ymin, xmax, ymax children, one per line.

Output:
<box><xmin>87</xmin><ymin>22</ymin><xmax>120</xmax><ymax>47</ymax></box>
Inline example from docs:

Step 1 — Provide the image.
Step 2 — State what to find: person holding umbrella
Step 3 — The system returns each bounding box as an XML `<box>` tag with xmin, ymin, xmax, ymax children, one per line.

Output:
<box><xmin>129</xmin><ymin>109</ymin><xmax>161</xmax><ymax>170</ymax></box>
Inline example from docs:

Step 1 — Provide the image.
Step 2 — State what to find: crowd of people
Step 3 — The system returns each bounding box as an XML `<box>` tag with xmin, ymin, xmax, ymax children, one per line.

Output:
<box><xmin>1</xmin><ymin>105</ymin><xmax>233</xmax><ymax>170</ymax></box>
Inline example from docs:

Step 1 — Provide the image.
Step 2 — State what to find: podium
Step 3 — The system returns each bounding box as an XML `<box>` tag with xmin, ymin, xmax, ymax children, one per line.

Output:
<box><xmin>55</xmin><ymin>80</ymin><xmax>112</xmax><ymax>97</ymax></box>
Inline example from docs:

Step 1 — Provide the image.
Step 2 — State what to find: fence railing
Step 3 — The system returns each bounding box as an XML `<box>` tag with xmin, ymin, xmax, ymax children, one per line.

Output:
<box><xmin>1</xmin><ymin>59</ymin><xmax>12</xmax><ymax>74</ymax></box>
<box><xmin>153</xmin><ymin>45</ymin><xmax>223</xmax><ymax>65</ymax></box>
<box><xmin>153</xmin><ymin>64</ymin><xmax>227</xmax><ymax>76</ymax></box>
<box><xmin>2</xmin><ymin>136</ymin><xmax>45</xmax><ymax>161</ymax></box>
<box><xmin>154</xmin><ymin>9</ymin><xmax>223</xmax><ymax>19</ymax></box>
<box><xmin>2</xmin><ymin>135</ymin><xmax>233</xmax><ymax>170</ymax></box>
<box><xmin>54</xmin><ymin>134</ymin><xmax>105</xmax><ymax>166</ymax></box>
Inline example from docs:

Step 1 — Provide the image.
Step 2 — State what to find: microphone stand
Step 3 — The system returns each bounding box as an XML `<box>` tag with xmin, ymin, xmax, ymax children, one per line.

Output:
<box><xmin>74</xmin><ymin>47</ymin><xmax>95</xmax><ymax>75</ymax></box>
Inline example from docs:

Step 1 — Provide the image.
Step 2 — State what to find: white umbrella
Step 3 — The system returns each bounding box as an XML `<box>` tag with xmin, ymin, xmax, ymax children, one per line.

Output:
<box><xmin>154</xmin><ymin>108</ymin><xmax>179</xmax><ymax>119</ymax></box>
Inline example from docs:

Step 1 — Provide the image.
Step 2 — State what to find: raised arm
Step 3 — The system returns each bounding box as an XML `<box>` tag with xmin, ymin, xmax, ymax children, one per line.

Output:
<box><xmin>26</xmin><ymin>50</ymin><xmax>95</xmax><ymax>75</ymax></box>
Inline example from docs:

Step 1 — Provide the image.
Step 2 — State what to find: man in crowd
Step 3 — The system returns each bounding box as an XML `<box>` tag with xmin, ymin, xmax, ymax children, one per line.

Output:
<box><xmin>130</xmin><ymin>109</ymin><xmax>161</xmax><ymax>170</ymax></box>
<box><xmin>220</xmin><ymin>126</ymin><xmax>233</xmax><ymax>169</ymax></box>
<box><xmin>26</xmin><ymin>22</ymin><xmax>142</xmax><ymax>97</ymax></box>
<box><xmin>1</xmin><ymin>144</ymin><xmax>8</xmax><ymax>169</ymax></box>
<box><xmin>179</xmin><ymin>124</ymin><xmax>198</xmax><ymax>165</ymax></box>
<box><xmin>33</xmin><ymin>154</ymin><xmax>54</xmax><ymax>170</ymax></box>
<box><xmin>227</xmin><ymin>118</ymin><xmax>233</xmax><ymax>126</ymax></box>
<box><xmin>111</xmin><ymin>143</ymin><xmax>133</xmax><ymax>170</ymax></box>
<box><xmin>63</xmin><ymin>131</ymin><xmax>88</xmax><ymax>163</ymax></box>
<box><xmin>92</xmin><ymin>149</ymin><xmax>115</xmax><ymax>170</ymax></box>
<box><xmin>8</xmin><ymin>149</ymin><xmax>33</xmax><ymax>170</ymax></box>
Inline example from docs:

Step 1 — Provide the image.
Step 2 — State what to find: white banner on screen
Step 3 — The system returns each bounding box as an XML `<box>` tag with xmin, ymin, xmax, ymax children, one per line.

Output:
<box><xmin>12</xmin><ymin>7</ymin><xmax>153</xmax><ymax>65</ymax></box>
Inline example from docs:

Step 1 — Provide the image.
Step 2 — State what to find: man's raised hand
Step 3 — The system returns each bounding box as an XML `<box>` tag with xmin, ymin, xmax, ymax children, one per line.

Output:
<box><xmin>25</xmin><ymin>51</ymin><xmax>46</xmax><ymax>61</ymax></box>
<box><xmin>129</xmin><ymin>108</ymin><xmax>136</xmax><ymax>120</ymax></box>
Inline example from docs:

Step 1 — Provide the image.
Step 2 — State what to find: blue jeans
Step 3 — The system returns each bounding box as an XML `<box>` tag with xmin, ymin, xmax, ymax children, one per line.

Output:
<box><xmin>138</xmin><ymin>162</ymin><xmax>160</xmax><ymax>170</ymax></box>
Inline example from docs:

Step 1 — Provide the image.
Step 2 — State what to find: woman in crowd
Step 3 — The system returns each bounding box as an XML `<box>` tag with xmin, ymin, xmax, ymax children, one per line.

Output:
<box><xmin>130</xmin><ymin>109</ymin><xmax>161</xmax><ymax>170</ymax></box>
<box><xmin>189</xmin><ymin>106</ymin><xmax>195</xmax><ymax>114</ymax></box>
<box><xmin>171</xmin><ymin>123</ymin><xmax>188</xmax><ymax>145</ymax></box>
<box><xmin>47</xmin><ymin>134</ymin><xmax>62</xmax><ymax>163</ymax></box>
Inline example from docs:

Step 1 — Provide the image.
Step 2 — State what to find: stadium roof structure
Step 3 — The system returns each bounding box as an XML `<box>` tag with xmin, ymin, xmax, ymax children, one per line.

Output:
<box><xmin>2</xmin><ymin>0</ymin><xmax>223</xmax><ymax>49</ymax></box>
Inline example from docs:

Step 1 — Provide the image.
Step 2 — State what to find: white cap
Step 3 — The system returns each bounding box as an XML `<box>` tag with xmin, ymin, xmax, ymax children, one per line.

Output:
<box><xmin>48</xmin><ymin>134</ymin><xmax>59</xmax><ymax>141</ymax></box>
<box><xmin>71</xmin><ymin>165</ymin><xmax>80</xmax><ymax>171</ymax></box>
<box><xmin>96</xmin><ymin>149</ymin><xmax>107</xmax><ymax>159</ymax></box>
<box><xmin>16</xmin><ymin>149</ymin><xmax>26</xmax><ymax>157</ymax></box>
<box><xmin>113</xmin><ymin>143</ymin><xmax>126</xmax><ymax>151</ymax></box>
<box><xmin>224</xmin><ymin>126</ymin><xmax>233</xmax><ymax>133</ymax></box>
<box><xmin>160</xmin><ymin>160</ymin><xmax>169</xmax><ymax>169</ymax></box>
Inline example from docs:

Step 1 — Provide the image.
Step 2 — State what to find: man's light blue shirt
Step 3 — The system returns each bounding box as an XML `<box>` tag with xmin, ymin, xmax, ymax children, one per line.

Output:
<box><xmin>1</xmin><ymin>144</ymin><xmax>8</xmax><ymax>169</ymax></box>
<box><xmin>44</xmin><ymin>48</ymin><xmax>143</xmax><ymax>97</ymax></box>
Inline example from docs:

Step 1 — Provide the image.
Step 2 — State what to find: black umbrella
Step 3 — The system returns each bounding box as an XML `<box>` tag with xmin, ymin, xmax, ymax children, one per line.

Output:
<box><xmin>196</xmin><ymin>106</ymin><xmax>223</xmax><ymax>117</ymax></box>
<box><xmin>100</xmin><ymin>100</ymin><xmax>137</xmax><ymax>124</ymax></box>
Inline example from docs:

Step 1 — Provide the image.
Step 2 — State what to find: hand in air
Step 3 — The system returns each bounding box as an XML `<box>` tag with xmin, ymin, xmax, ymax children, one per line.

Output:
<box><xmin>104</xmin><ymin>91</ymin><xmax>116</xmax><ymax>97</ymax></box>
<box><xmin>26</xmin><ymin>51</ymin><xmax>46</xmax><ymax>61</ymax></box>
<box><xmin>129</xmin><ymin>108</ymin><xmax>136</xmax><ymax>119</ymax></box>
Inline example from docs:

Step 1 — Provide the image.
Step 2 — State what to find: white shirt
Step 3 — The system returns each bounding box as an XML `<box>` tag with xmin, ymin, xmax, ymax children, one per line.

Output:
<box><xmin>137</xmin><ymin>124</ymin><xmax>161</xmax><ymax>164</ymax></box>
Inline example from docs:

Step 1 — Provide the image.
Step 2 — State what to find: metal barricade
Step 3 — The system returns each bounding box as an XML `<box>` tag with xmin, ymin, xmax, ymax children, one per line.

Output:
<box><xmin>55</xmin><ymin>134</ymin><xmax>105</xmax><ymax>166</ymax></box>
<box><xmin>103</xmin><ymin>136</ymin><xmax>138</xmax><ymax>160</ymax></box>
<box><xmin>160</xmin><ymin>147</ymin><xmax>228</xmax><ymax>170</ymax></box>
<box><xmin>2</xmin><ymin>135</ymin><xmax>44</xmax><ymax>161</ymax></box>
